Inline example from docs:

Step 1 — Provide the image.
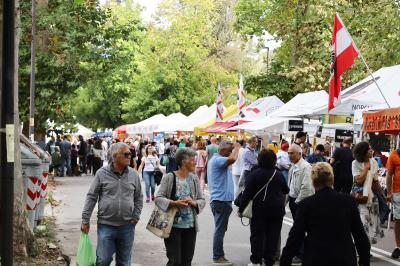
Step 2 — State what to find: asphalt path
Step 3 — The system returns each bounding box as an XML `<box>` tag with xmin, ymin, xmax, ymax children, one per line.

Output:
<box><xmin>53</xmin><ymin>175</ymin><xmax>399</xmax><ymax>266</ymax></box>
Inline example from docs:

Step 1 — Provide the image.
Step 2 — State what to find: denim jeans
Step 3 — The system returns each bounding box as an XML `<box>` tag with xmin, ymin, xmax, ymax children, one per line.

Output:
<box><xmin>60</xmin><ymin>156</ymin><xmax>71</xmax><ymax>177</ymax></box>
<box><xmin>210</xmin><ymin>200</ymin><xmax>232</xmax><ymax>260</ymax></box>
<box><xmin>143</xmin><ymin>171</ymin><xmax>155</xmax><ymax>198</ymax></box>
<box><xmin>96</xmin><ymin>223</ymin><xmax>135</xmax><ymax>266</ymax></box>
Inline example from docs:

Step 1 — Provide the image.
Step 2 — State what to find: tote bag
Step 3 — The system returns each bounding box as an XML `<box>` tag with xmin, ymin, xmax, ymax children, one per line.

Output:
<box><xmin>242</xmin><ymin>170</ymin><xmax>277</xmax><ymax>219</ymax></box>
<box><xmin>146</xmin><ymin>172</ymin><xmax>178</xmax><ymax>238</ymax></box>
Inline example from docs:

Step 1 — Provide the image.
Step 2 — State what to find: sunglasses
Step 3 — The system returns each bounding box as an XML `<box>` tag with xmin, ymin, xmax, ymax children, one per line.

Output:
<box><xmin>122</xmin><ymin>152</ymin><xmax>132</xmax><ymax>158</ymax></box>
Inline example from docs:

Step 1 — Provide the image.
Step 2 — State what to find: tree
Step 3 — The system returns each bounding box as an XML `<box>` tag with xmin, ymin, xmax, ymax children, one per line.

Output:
<box><xmin>235</xmin><ymin>0</ymin><xmax>400</xmax><ymax>101</ymax></box>
<box><xmin>19</xmin><ymin>0</ymin><xmax>111</xmax><ymax>137</ymax></box>
<box><xmin>122</xmin><ymin>0</ymin><xmax>249</xmax><ymax>123</ymax></box>
<box><xmin>71</xmin><ymin>0</ymin><xmax>146</xmax><ymax>129</ymax></box>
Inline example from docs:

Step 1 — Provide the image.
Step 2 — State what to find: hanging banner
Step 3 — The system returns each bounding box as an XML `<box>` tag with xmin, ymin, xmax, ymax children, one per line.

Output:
<box><xmin>288</xmin><ymin>120</ymin><xmax>304</xmax><ymax>132</ymax></box>
<box><xmin>363</xmin><ymin>108</ymin><xmax>400</xmax><ymax>133</ymax></box>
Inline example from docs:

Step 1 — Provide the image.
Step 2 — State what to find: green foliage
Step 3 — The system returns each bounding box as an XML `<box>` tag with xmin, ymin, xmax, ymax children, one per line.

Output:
<box><xmin>235</xmin><ymin>0</ymin><xmax>400</xmax><ymax>101</ymax></box>
<box><xmin>122</xmin><ymin>0</ymin><xmax>245</xmax><ymax>122</ymax></box>
<box><xmin>19</xmin><ymin>0</ymin><xmax>110</xmax><ymax>134</ymax></box>
<box><xmin>71</xmin><ymin>0</ymin><xmax>145</xmax><ymax>129</ymax></box>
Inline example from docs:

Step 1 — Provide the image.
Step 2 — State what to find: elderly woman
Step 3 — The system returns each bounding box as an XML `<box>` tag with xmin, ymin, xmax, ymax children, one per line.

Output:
<box><xmin>281</xmin><ymin>162</ymin><xmax>370</xmax><ymax>266</ymax></box>
<box><xmin>155</xmin><ymin>148</ymin><xmax>206</xmax><ymax>266</ymax></box>
<box><xmin>352</xmin><ymin>141</ymin><xmax>384</xmax><ymax>244</ymax></box>
<box><xmin>238</xmin><ymin>149</ymin><xmax>289</xmax><ymax>266</ymax></box>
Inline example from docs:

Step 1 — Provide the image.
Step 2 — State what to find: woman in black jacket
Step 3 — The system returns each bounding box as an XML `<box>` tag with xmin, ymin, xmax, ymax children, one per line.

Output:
<box><xmin>238</xmin><ymin>149</ymin><xmax>289</xmax><ymax>266</ymax></box>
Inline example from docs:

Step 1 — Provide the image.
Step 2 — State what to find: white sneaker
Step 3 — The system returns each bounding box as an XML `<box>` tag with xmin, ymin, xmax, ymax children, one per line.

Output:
<box><xmin>248</xmin><ymin>263</ymin><xmax>261</xmax><ymax>266</ymax></box>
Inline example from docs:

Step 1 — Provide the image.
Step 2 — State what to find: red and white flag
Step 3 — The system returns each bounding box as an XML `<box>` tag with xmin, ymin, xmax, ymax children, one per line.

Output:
<box><xmin>216</xmin><ymin>82</ymin><xmax>224</xmax><ymax>122</ymax></box>
<box><xmin>328</xmin><ymin>13</ymin><xmax>359</xmax><ymax>111</ymax></box>
<box><xmin>237</xmin><ymin>74</ymin><xmax>246</xmax><ymax>118</ymax></box>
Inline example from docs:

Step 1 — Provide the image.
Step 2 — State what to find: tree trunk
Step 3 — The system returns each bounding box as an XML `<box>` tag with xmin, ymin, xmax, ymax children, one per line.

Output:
<box><xmin>11</xmin><ymin>0</ymin><xmax>36</xmax><ymax>257</ymax></box>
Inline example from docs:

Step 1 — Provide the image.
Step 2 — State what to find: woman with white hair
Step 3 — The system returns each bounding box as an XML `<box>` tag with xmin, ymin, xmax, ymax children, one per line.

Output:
<box><xmin>281</xmin><ymin>162</ymin><xmax>370</xmax><ymax>266</ymax></box>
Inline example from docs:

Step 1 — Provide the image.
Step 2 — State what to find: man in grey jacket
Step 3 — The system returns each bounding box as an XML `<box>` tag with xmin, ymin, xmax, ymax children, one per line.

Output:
<box><xmin>81</xmin><ymin>142</ymin><xmax>143</xmax><ymax>266</ymax></box>
<box><xmin>287</xmin><ymin>144</ymin><xmax>314</xmax><ymax>265</ymax></box>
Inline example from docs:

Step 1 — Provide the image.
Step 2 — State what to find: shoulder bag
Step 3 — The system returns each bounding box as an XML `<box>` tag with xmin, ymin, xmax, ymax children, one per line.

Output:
<box><xmin>242</xmin><ymin>170</ymin><xmax>277</xmax><ymax>219</ymax></box>
<box><xmin>146</xmin><ymin>172</ymin><xmax>178</xmax><ymax>238</ymax></box>
<box><xmin>149</xmin><ymin>157</ymin><xmax>163</xmax><ymax>185</ymax></box>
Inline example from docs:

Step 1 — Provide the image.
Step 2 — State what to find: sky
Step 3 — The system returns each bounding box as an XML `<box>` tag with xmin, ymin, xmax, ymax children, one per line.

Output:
<box><xmin>99</xmin><ymin>0</ymin><xmax>162</xmax><ymax>22</ymax></box>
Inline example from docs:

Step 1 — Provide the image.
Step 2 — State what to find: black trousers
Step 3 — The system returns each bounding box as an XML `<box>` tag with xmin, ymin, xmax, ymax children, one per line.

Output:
<box><xmin>164</xmin><ymin>227</ymin><xmax>197</xmax><ymax>266</ymax></box>
<box><xmin>289</xmin><ymin>197</ymin><xmax>304</xmax><ymax>259</ymax></box>
<box><xmin>93</xmin><ymin>157</ymin><xmax>103</xmax><ymax>175</ymax></box>
<box><xmin>334</xmin><ymin>175</ymin><xmax>353</xmax><ymax>194</ymax></box>
<box><xmin>250</xmin><ymin>216</ymin><xmax>283</xmax><ymax>266</ymax></box>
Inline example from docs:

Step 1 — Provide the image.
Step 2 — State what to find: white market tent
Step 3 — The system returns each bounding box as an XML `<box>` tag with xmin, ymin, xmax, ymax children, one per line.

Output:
<box><xmin>269</xmin><ymin>91</ymin><xmax>329</xmax><ymax>118</ymax></box>
<box><xmin>229</xmin><ymin>117</ymin><xmax>320</xmax><ymax>136</ymax></box>
<box><xmin>126</xmin><ymin>114</ymin><xmax>166</xmax><ymax>135</ymax></box>
<box><xmin>156</xmin><ymin>112</ymin><xmax>189</xmax><ymax>133</ymax></box>
<box><xmin>227</xmin><ymin>96</ymin><xmax>284</xmax><ymax>122</ymax></box>
<box><xmin>172</xmin><ymin>105</ymin><xmax>216</xmax><ymax>132</ymax></box>
<box><xmin>73</xmin><ymin>124</ymin><xmax>95</xmax><ymax>139</ymax></box>
<box><xmin>309</xmin><ymin>65</ymin><xmax>400</xmax><ymax>116</ymax></box>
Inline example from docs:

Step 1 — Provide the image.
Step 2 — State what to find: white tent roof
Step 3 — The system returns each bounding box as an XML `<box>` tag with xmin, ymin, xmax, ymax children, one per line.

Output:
<box><xmin>174</xmin><ymin>104</ymin><xmax>217</xmax><ymax>132</ymax></box>
<box><xmin>73</xmin><ymin>124</ymin><xmax>95</xmax><ymax>139</ymax></box>
<box><xmin>228</xmin><ymin>96</ymin><xmax>284</xmax><ymax>122</ymax></box>
<box><xmin>269</xmin><ymin>91</ymin><xmax>329</xmax><ymax>118</ymax></box>
<box><xmin>229</xmin><ymin>118</ymin><xmax>320</xmax><ymax>135</ymax></box>
<box><xmin>126</xmin><ymin>114</ymin><xmax>166</xmax><ymax>135</ymax></box>
<box><xmin>310</xmin><ymin>65</ymin><xmax>400</xmax><ymax>116</ymax></box>
<box><xmin>156</xmin><ymin>112</ymin><xmax>188</xmax><ymax>132</ymax></box>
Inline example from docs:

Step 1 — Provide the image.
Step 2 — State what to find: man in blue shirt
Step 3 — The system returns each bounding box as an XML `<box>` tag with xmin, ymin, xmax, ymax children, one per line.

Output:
<box><xmin>207</xmin><ymin>140</ymin><xmax>240</xmax><ymax>266</ymax></box>
<box><xmin>239</xmin><ymin>136</ymin><xmax>258</xmax><ymax>191</ymax></box>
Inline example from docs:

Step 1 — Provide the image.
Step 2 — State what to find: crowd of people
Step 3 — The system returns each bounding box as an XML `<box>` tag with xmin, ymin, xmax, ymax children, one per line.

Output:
<box><xmin>58</xmin><ymin>130</ymin><xmax>400</xmax><ymax>266</ymax></box>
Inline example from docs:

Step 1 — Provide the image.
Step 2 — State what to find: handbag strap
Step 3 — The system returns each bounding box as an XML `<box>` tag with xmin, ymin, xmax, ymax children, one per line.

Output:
<box><xmin>170</xmin><ymin>172</ymin><xmax>178</xmax><ymax>201</ymax></box>
<box><xmin>148</xmin><ymin>156</ymin><xmax>159</xmax><ymax>169</ymax></box>
<box><xmin>252</xmin><ymin>170</ymin><xmax>277</xmax><ymax>202</ymax></box>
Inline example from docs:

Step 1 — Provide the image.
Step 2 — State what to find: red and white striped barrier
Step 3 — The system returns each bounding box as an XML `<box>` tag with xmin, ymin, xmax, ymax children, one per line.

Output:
<box><xmin>27</xmin><ymin>175</ymin><xmax>38</xmax><ymax>228</ymax></box>
<box><xmin>26</xmin><ymin>176</ymin><xmax>38</xmax><ymax>211</ymax></box>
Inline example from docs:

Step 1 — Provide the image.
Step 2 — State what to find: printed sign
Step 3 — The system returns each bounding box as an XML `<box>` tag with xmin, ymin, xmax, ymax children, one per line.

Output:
<box><xmin>288</xmin><ymin>120</ymin><xmax>304</xmax><ymax>132</ymax></box>
<box><xmin>335</xmin><ymin>129</ymin><xmax>353</xmax><ymax>142</ymax></box>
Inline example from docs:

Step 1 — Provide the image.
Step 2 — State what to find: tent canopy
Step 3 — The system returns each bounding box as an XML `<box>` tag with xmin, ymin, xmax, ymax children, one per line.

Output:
<box><xmin>74</xmin><ymin>124</ymin><xmax>95</xmax><ymax>139</ymax></box>
<box><xmin>172</xmin><ymin>105</ymin><xmax>215</xmax><ymax>132</ymax></box>
<box><xmin>156</xmin><ymin>113</ymin><xmax>188</xmax><ymax>132</ymax></box>
<box><xmin>309</xmin><ymin>65</ymin><xmax>400</xmax><ymax>116</ymax></box>
<box><xmin>228</xmin><ymin>96</ymin><xmax>284</xmax><ymax>122</ymax></box>
<box><xmin>269</xmin><ymin>91</ymin><xmax>329</xmax><ymax>118</ymax></box>
<box><xmin>202</xmin><ymin>121</ymin><xmax>238</xmax><ymax>133</ymax></box>
<box><xmin>126</xmin><ymin>114</ymin><xmax>166</xmax><ymax>135</ymax></box>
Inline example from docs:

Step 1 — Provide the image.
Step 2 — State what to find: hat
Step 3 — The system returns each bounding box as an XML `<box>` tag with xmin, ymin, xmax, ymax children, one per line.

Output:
<box><xmin>281</xmin><ymin>143</ymin><xmax>289</xmax><ymax>150</ymax></box>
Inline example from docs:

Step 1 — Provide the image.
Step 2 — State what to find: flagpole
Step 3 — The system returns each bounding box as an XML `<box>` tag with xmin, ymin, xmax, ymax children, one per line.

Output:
<box><xmin>337</xmin><ymin>13</ymin><xmax>390</xmax><ymax>108</ymax></box>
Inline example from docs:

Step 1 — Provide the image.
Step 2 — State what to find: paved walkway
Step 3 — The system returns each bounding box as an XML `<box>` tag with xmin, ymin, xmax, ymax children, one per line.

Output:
<box><xmin>53</xmin><ymin>175</ymin><xmax>400</xmax><ymax>266</ymax></box>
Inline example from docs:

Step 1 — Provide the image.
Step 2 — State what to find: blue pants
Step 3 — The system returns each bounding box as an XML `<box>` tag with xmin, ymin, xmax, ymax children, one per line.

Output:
<box><xmin>210</xmin><ymin>201</ymin><xmax>232</xmax><ymax>260</ymax></box>
<box><xmin>60</xmin><ymin>157</ymin><xmax>71</xmax><ymax>177</ymax></box>
<box><xmin>96</xmin><ymin>223</ymin><xmax>135</xmax><ymax>266</ymax></box>
<box><xmin>143</xmin><ymin>171</ymin><xmax>155</xmax><ymax>198</ymax></box>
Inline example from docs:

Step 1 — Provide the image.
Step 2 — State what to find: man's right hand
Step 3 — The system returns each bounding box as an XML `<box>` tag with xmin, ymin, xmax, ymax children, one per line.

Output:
<box><xmin>81</xmin><ymin>223</ymin><xmax>90</xmax><ymax>234</ymax></box>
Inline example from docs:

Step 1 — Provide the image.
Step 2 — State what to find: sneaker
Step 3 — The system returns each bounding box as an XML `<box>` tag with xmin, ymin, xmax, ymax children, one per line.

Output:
<box><xmin>248</xmin><ymin>263</ymin><xmax>261</xmax><ymax>266</ymax></box>
<box><xmin>146</xmin><ymin>197</ymin><xmax>150</xmax><ymax>203</ymax></box>
<box><xmin>213</xmin><ymin>257</ymin><xmax>233</xmax><ymax>266</ymax></box>
<box><xmin>151</xmin><ymin>194</ymin><xmax>155</xmax><ymax>201</ymax></box>
<box><xmin>291</xmin><ymin>256</ymin><xmax>302</xmax><ymax>266</ymax></box>
<box><xmin>392</xmin><ymin>248</ymin><xmax>400</xmax><ymax>259</ymax></box>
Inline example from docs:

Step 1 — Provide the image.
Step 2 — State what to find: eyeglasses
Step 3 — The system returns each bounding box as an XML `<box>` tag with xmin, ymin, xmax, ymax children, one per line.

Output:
<box><xmin>122</xmin><ymin>152</ymin><xmax>132</xmax><ymax>158</ymax></box>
